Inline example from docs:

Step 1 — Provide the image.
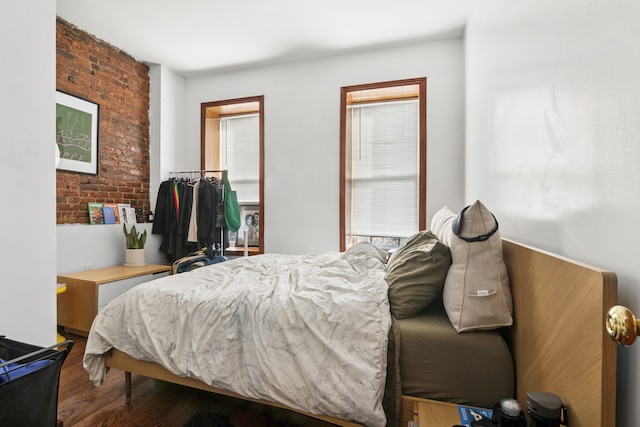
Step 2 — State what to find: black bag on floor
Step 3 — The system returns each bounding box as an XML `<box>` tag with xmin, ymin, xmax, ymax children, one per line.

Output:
<box><xmin>0</xmin><ymin>336</ymin><xmax>73</xmax><ymax>426</ymax></box>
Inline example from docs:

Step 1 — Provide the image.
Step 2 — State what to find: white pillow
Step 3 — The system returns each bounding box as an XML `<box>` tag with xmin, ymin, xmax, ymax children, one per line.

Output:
<box><xmin>431</xmin><ymin>201</ymin><xmax>513</xmax><ymax>332</ymax></box>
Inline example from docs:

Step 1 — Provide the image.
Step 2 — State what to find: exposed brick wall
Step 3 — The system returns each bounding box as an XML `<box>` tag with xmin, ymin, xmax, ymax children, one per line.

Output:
<box><xmin>56</xmin><ymin>17</ymin><xmax>150</xmax><ymax>224</ymax></box>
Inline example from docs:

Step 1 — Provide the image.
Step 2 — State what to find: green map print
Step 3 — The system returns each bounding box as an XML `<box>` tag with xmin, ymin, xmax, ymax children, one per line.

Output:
<box><xmin>56</xmin><ymin>103</ymin><xmax>93</xmax><ymax>163</ymax></box>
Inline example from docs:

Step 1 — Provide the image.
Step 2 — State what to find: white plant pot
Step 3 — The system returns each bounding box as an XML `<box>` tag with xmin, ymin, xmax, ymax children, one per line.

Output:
<box><xmin>124</xmin><ymin>248</ymin><xmax>146</xmax><ymax>267</ymax></box>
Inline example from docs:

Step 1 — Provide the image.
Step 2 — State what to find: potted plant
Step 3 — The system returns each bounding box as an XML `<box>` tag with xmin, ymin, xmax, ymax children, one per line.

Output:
<box><xmin>123</xmin><ymin>224</ymin><xmax>147</xmax><ymax>267</ymax></box>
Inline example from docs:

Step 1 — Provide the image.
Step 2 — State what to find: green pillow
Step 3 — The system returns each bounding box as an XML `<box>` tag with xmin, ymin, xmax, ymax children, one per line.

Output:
<box><xmin>386</xmin><ymin>231</ymin><xmax>452</xmax><ymax>319</ymax></box>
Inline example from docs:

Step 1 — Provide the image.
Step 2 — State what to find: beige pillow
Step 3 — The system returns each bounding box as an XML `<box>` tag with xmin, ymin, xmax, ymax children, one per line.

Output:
<box><xmin>431</xmin><ymin>201</ymin><xmax>513</xmax><ymax>332</ymax></box>
<box><xmin>386</xmin><ymin>230</ymin><xmax>452</xmax><ymax>319</ymax></box>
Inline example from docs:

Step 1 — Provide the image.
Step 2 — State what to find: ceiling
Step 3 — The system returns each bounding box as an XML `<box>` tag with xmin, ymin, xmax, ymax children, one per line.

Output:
<box><xmin>56</xmin><ymin>0</ymin><xmax>471</xmax><ymax>77</ymax></box>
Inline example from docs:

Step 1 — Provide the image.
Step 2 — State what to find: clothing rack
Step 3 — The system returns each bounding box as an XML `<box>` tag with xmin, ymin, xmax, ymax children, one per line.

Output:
<box><xmin>169</xmin><ymin>169</ymin><xmax>227</xmax><ymax>180</ymax></box>
<box><xmin>167</xmin><ymin>169</ymin><xmax>228</xmax><ymax>257</ymax></box>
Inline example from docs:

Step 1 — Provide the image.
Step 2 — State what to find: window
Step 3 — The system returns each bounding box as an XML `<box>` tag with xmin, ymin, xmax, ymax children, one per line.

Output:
<box><xmin>219</xmin><ymin>113</ymin><xmax>260</xmax><ymax>202</ymax></box>
<box><xmin>340</xmin><ymin>79</ymin><xmax>426</xmax><ymax>251</ymax></box>
<box><xmin>201</xmin><ymin>96</ymin><xmax>264</xmax><ymax>254</ymax></box>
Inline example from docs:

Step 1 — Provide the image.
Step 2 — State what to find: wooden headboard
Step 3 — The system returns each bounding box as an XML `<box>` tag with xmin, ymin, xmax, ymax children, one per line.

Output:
<box><xmin>502</xmin><ymin>239</ymin><xmax>617</xmax><ymax>427</ymax></box>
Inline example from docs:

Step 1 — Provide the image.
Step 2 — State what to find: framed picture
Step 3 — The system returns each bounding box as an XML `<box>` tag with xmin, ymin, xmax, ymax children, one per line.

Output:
<box><xmin>236</xmin><ymin>204</ymin><xmax>259</xmax><ymax>247</ymax></box>
<box><xmin>56</xmin><ymin>91</ymin><xmax>99</xmax><ymax>174</ymax></box>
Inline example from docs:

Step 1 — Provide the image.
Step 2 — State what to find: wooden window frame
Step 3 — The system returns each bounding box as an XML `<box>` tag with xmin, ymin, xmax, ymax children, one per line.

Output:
<box><xmin>339</xmin><ymin>78</ymin><xmax>427</xmax><ymax>251</ymax></box>
<box><xmin>201</xmin><ymin>95</ymin><xmax>265</xmax><ymax>254</ymax></box>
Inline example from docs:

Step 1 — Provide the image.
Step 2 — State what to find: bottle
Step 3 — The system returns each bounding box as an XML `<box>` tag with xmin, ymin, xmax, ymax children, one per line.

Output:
<box><xmin>525</xmin><ymin>392</ymin><xmax>566</xmax><ymax>427</ymax></box>
<box><xmin>492</xmin><ymin>398</ymin><xmax>526</xmax><ymax>427</ymax></box>
<box><xmin>148</xmin><ymin>210</ymin><xmax>154</xmax><ymax>223</ymax></box>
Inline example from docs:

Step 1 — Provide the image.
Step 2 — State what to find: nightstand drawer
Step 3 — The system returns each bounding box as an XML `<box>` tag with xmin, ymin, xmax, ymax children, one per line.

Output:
<box><xmin>57</xmin><ymin>264</ymin><xmax>171</xmax><ymax>336</ymax></box>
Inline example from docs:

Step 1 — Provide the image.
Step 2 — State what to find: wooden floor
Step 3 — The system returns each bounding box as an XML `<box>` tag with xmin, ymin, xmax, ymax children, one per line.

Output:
<box><xmin>57</xmin><ymin>333</ymin><xmax>335</xmax><ymax>427</ymax></box>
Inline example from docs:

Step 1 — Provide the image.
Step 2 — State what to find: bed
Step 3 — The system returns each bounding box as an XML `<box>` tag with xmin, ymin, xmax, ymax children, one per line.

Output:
<box><xmin>83</xmin><ymin>236</ymin><xmax>617</xmax><ymax>427</ymax></box>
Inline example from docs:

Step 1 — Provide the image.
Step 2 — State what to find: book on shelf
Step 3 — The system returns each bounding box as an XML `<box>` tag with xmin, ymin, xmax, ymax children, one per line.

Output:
<box><xmin>88</xmin><ymin>202</ymin><xmax>104</xmax><ymax>225</ymax></box>
<box><xmin>123</xmin><ymin>207</ymin><xmax>138</xmax><ymax>224</ymax></box>
<box><xmin>102</xmin><ymin>206</ymin><xmax>117</xmax><ymax>224</ymax></box>
<box><xmin>118</xmin><ymin>203</ymin><xmax>132</xmax><ymax>224</ymax></box>
<box><xmin>132</xmin><ymin>204</ymin><xmax>144</xmax><ymax>223</ymax></box>
<box><xmin>103</xmin><ymin>202</ymin><xmax>120</xmax><ymax>223</ymax></box>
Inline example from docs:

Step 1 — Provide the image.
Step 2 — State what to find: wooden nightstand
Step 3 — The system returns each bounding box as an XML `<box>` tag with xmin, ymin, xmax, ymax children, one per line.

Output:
<box><xmin>403</xmin><ymin>397</ymin><xmax>492</xmax><ymax>427</ymax></box>
<box><xmin>415</xmin><ymin>399</ymin><xmax>462</xmax><ymax>425</ymax></box>
<box><xmin>56</xmin><ymin>264</ymin><xmax>171</xmax><ymax>336</ymax></box>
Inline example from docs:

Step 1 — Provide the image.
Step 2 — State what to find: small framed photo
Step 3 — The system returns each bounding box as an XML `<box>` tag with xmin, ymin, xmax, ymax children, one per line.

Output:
<box><xmin>56</xmin><ymin>91</ymin><xmax>99</xmax><ymax>175</ymax></box>
<box><xmin>236</xmin><ymin>204</ymin><xmax>259</xmax><ymax>247</ymax></box>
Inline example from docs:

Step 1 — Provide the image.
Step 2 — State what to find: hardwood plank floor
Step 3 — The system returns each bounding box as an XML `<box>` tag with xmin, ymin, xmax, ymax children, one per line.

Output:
<box><xmin>57</xmin><ymin>333</ymin><xmax>335</xmax><ymax>426</ymax></box>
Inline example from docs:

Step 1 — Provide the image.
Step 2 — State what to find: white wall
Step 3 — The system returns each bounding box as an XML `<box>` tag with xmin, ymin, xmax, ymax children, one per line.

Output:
<box><xmin>465</xmin><ymin>1</ymin><xmax>640</xmax><ymax>425</ymax></box>
<box><xmin>0</xmin><ymin>2</ymin><xmax>57</xmax><ymax>346</ymax></box>
<box><xmin>185</xmin><ymin>38</ymin><xmax>466</xmax><ymax>254</ymax></box>
<box><xmin>149</xmin><ymin>64</ymin><xmax>187</xmax><ymax>209</ymax></box>
<box><xmin>56</xmin><ymin>224</ymin><xmax>165</xmax><ymax>274</ymax></box>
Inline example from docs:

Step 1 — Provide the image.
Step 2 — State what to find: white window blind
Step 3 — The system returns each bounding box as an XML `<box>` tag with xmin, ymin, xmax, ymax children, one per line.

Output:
<box><xmin>346</xmin><ymin>100</ymin><xmax>419</xmax><ymax>245</ymax></box>
<box><xmin>220</xmin><ymin>114</ymin><xmax>259</xmax><ymax>202</ymax></box>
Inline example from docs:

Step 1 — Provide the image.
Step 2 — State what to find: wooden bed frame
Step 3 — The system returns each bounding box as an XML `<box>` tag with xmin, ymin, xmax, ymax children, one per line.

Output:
<box><xmin>105</xmin><ymin>239</ymin><xmax>618</xmax><ymax>427</ymax></box>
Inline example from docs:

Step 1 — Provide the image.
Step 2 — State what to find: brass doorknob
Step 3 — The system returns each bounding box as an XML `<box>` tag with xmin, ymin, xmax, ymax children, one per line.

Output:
<box><xmin>606</xmin><ymin>305</ymin><xmax>640</xmax><ymax>346</ymax></box>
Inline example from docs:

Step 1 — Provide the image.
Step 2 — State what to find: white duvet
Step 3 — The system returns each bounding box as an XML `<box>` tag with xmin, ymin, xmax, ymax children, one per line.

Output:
<box><xmin>84</xmin><ymin>243</ymin><xmax>392</xmax><ymax>426</ymax></box>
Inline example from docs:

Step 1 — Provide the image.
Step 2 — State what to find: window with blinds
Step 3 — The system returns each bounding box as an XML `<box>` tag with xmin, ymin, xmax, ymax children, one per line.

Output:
<box><xmin>220</xmin><ymin>113</ymin><xmax>260</xmax><ymax>203</ymax></box>
<box><xmin>340</xmin><ymin>79</ymin><xmax>426</xmax><ymax>251</ymax></box>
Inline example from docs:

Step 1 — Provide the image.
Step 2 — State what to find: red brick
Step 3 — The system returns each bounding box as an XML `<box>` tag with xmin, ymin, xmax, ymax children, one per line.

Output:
<box><xmin>56</xmin><ymin>17</ymin><xmax>150</xmax><ymax>224</ymax></box>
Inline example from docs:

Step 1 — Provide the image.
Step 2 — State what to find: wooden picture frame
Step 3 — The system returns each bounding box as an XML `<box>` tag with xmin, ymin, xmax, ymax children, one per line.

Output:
<box><xmin>56</xmin><ymin>90</ymin><xmax>99</xmax><ymax>175</ymax></box>
<box><xmin>236</xmin><ymin>204</ymin><xmax>259</xmax><ymax>247</ymax></box>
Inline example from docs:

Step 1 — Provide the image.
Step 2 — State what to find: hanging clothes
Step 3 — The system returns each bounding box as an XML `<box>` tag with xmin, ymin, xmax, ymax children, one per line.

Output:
<box><xmin>152</xmin><ymin>180</ymin><xmax>176</xmax><ymax>256</ymax></box>
<box><xmin>196</xmin><ymin>178</ymin><xmax>225</xmax><ymax>250</ymax></box>
<box><xmin>186</xmin><ymin>180</ymin><xmax>200</xmax><ymax>243</ymax></box>
<box><xmin>153</xmin><ymin>174</ymin><xmax>226</xmax><ymax>263</ymax></box>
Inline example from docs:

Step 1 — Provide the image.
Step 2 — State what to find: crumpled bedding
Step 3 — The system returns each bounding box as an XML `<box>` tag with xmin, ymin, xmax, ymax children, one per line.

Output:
<box><xmin>83</xmin><ymin>243</ymin><xmax>392</xmax><ymax>427</ymax></box>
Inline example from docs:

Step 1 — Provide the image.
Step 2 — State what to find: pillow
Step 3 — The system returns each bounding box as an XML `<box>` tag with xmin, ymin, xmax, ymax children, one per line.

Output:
<box><xmin>431</xmin><ymin>201</ymin><xmax>513</xmax><ymax>332</ymax></box>
<box><xmin>342</xmin><ymin>242</ymin><xmax>388</xmax><ymax>274</ymax></box>
<box><xmin>344</xmin><ymin>241</ymin><xmax>388</xmax><ymax>264</ymax></box>
<box><xmin>386</xmin><ymin>230</ymin><xmax>452</xmax><ymax>319</ymax></box>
